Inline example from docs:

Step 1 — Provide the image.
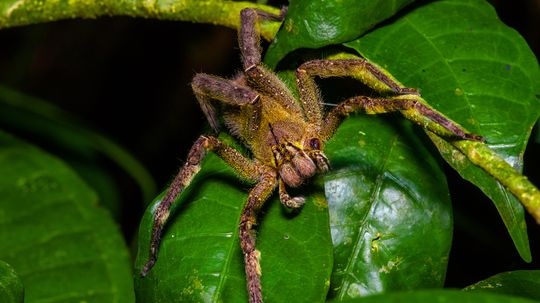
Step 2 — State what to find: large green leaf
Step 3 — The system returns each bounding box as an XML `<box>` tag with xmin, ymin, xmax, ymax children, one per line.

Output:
<box><xmin>0</xmin><ymin>85</ymin><xmax>156</xmax><ymax>216</ymax></box>
<box><xmin>0</xmin><ymin>130</ymin><xmax>134</xmax><ymax>303</ymax></box>
<box><xmin>339</xmin><ymin>289</ymin><xmax>540</xmax><ymax>303</ymax></box>
<box><xmin>324</xmin><ymin>116</ymin><xmax>452</xmax><ymax>301</ymax></box>
<box><xmin>134</xmin><ymin>134</ymin><xmax>333</xmax><ymax>302</ymax></box>
<box><xmin>345</xmin><ymin>0</ymin><xmax>540</xmax><ymax>261</ymax></box>
<box><xmin>0</xmin><ymin>261</ymin><xmax>23</xmax><ymax>303</ymax></box>
<box><xmin>464</xmin><ymin>270</ymin><xmax>540</xmax><ymax>301</ymax></box>
<box><xmin>265</xmin><ymin>0</ymin><xmax>416</xmax><ymax>67</ymax></box>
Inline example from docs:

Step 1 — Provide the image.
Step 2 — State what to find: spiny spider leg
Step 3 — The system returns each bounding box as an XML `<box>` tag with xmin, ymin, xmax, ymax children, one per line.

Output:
<box><xmin>239</xmin><ymin>8</ymin><xmax>304</xmax><ymax>117</ymax></box>
<box><xmin>140</xmin><ymin>135</ymin><xmax>261</xmax><ymax>276</ymax></box>
<box><xmin>239</xmin><ymin>169</ymin><xmax>278</xmax><ymax>303</ymax></box>
<box><xmin>321</xmin><ymin>95</ymin><xmax>484</xmax><ymax>142</ymax></box>
<box><xmin>299</xmin><ymin>59</ymin><xmax>419</xmax><ymax>95</ymax></box>
<box><xmin>294</xmin><ymin>58</ymin><xmax>481</xmax><ymax>141</ymax></box>
<box><xmin>296</xmin><ymin>59</ymin><xmax>419</xmax><ymax>127</ymax></box>
<box><xmin>239</xmin><ymin>7</ymin><xmax>286</xmax><ymax>69</ymax></box>
<box><xmin>192</xmin><ymin>73</ymin><xmax>260</xmax><ymax>132</ymax></box>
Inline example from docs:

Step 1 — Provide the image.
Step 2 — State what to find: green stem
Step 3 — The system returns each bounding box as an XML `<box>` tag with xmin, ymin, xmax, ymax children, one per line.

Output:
<box><xmin>451</xmin><ymin>139</ymin><xmax>540</xmax><ymax>223</ymax></box>
<box><xmin>0</xmin><ymin>0</ymin><xmax>281</xmax><ymax>40</ymax></box>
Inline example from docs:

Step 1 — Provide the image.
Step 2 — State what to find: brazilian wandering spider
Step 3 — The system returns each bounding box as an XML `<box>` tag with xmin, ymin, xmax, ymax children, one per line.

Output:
<box><xmin>140</xmin><ymin>7</ymin><xmax>482</xmax><ymax>303</ymax></box>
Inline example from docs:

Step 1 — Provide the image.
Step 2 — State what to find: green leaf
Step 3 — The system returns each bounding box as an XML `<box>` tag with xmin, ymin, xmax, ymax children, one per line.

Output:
<box><xmin>0</xmin><ymin>260</ymin><xmax>23</xmax><ymax>303</ymax></box>
<box><xmin>0</xmin><ymin>85</ymin><xmax>156</xmax><ymax>215</ymax></box>
<box><xmin>134</xmin><ymin>134</ymin><xmax>333</xmax><ymax>303</ymax></box>
<box><xmin>0</xmin><ymin>130</ymin><xmax>134</xmax><ymax>303</ymax></box>
<box><xmin>464</xmin><ymin>270</ymin><xmax>540</xmax><ymax>301</ymax></box>
<box><xmin>338</xmin><ymin>289</ymin><xmax>539</xmax><ymax>303</ymax></box>
<box><xmin>264</xmin><ymin>0</ymin><xmax>416</xmax><ymax>67</ymax></box>
<box><xmin>324</xmin><ymin>116</ymin><xmax>452</xmax><ymax>301</ymax></box>
<box><xmin>345</xmin><ymin>0</ymin><xmax>540</xmax><ymax>261</ymax></box>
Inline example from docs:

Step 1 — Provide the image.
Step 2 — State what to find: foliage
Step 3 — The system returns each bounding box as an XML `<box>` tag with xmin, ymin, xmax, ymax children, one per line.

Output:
<box><xmin>0</xmin><ymin>0</ymin><xmax>539</xmax><ymax>302</ymax></box>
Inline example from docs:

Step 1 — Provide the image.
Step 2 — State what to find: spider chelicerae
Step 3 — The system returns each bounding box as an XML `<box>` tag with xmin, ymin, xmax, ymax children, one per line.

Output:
<box><xmin>140</xmin><ymin>7</ymin><xmax>482</xmax><ymax>303</ymax></box>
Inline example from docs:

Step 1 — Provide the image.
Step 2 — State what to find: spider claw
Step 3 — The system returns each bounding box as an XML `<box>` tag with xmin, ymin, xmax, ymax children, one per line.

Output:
<box><xmin>284</xmin><ymin>196</ymin><xmax>305</xmax><ymax>209</ymax></box>
<box><xmin>398</xmin><ymin>87</ymin><xmax>420</xmax><ymax>96</ymax></box>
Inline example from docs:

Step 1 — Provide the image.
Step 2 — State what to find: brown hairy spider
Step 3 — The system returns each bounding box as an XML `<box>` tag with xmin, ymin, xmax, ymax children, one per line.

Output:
<box><xmin>141</xmin><ymin>7</ymin><xmax>482</xmax><ymax>303</ymax></box>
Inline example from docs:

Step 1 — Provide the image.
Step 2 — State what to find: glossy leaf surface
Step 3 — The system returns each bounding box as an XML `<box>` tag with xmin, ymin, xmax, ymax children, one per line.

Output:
<box><xmin>0</xmin><ymin>130</ymin><xmax>135</xmax><ymax>303</ymax></box>
<box><xmin>345</xmin><ymin>0</ymin><xmax>540</xmax><ymax>261</ymax></box>
<box><xmin>339</xmin><ymin>289</ymin><xmax>539</xmax><ymax>303</ymax></box>
<box><xmin>464</xmin><ymin>270</ymin><xmax>540</xmax><ymax>301</ymax></box>
<box><xmin>265</xmin><ymin>0</ymin><xmax>415</xmax><ymax>67</ymax></box>
<box><xmin>0</xmin><ymin>261</ymin><xmax>23</xmax><ymax>303</ymax></box>
<box><xmin>134</xmin><ymin>136</ymin><xmax>333</xmax><ymax>303</ymax></box>
<box><xmin>324</xmin><ymin>116</ymin><xmax>452</xmax><ymax>301</ymax></box>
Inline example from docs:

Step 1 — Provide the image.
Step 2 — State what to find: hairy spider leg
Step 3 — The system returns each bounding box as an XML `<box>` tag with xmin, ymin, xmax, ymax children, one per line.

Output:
<box><xmin>192</xmin><ymin>73</ymin><xmax>260</xmax><ymax>133</ymax></box>
<box><xmin>295</xmin><ymin>59</ymin><xmax>419</xmax><ymax>127</ymax></box>
<box><xmin>239</xmin><ymin>169</ymin><xmax>278</xmax><ymax>303</ymax></box>
<box><xmin>293</xmin><ymin>58</ymin><xmax>482</xmax><ymax>142</ymax></box>
<box><xmin>140</xmin><ymin>135</ymin><xmax>261</xmax><ymax>276</ymax></box>
<box><xmin>322</xmin><ymin>94</ymin><xmax>484</xmax><ymax>142</ymax></box>
<box><xmin>239</xmin><ymin>8</ymin><xmax>304</xmax><ymax>118</ymax></box>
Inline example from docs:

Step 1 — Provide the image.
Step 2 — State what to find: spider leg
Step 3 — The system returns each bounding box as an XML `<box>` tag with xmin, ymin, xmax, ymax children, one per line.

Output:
<box><xmin>239</xmin><ymin>7</ymin><xmax>285</xmax><ymax>70</ymax></box>
<box><xmin>239</xmin><ymin>169</ymin><xmax>278</xmax><ymax>303</ymax></box>
<box><xmin>238</xmin><ymin>8</ymin><xmax>304</xmax><ymax>117</ymax></box>
<box><xmin>140</xmin><ymin>135</ymin><xmax>261</xmax><ymax>277</ymax></box>
<box><xmin>278</xmin><ymin>179</ymin><xmax>305</xmax><ymax>209</ymax></box>
<box><xmin>192</xmin><ymin>73</ymin><xmax>260</xmax><ymax>133</ymax></box>
<box><xmin>321</xmin><ymin>94</ymin><xmax>484</xmax><ymax>142</ymax></box>
<box><xmin>296</xmin><ymin>59</ymin><xmax>418</xmax><ymax>127</ymax></box>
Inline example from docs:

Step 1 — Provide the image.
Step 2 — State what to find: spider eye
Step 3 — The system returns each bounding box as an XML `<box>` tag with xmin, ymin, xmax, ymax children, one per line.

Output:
<box><xmin>309</xmin><ymin>138</ymin><xmax>321</xmax><ymax>150</ymax></box>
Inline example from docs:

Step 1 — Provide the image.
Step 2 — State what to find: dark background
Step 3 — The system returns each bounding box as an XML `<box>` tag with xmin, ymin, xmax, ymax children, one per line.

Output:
<box><xmin>0</xmin><ymin>0</ymin><xmax>538</xmax><ymax>289</ymax></box>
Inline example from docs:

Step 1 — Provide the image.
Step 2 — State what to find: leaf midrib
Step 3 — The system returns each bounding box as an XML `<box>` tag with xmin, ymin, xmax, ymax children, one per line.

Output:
<box><xmin>211</xmin><ymin>192</ymin><xmax>242</xmax><ymax>302</ymax></box>
<box><xmin>337</xmin><ymin>134</ymin><xmax>399</xmax><ymax>300</ymax></box>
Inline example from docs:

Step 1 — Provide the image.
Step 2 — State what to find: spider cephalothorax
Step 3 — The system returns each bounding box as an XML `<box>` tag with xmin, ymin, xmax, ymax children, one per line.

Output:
<box><xmin>141</xmin><ymin>7</ymin><xmax>482</xmax><ymax>303</ymax></box>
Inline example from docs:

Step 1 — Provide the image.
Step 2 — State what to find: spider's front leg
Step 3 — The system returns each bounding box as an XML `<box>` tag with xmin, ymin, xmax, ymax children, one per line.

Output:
<box><xmin>140</xmin><ymin>135</ymin><xmax>261</xmax><ymax>276</ymax></box>
<box><xmin>322</xmin><ymin>94</ymin><xmax>484</xmax><ymax>142</ymax></box>
<box><xmin>296</xmin><ymin>59</ymin><xmax>419</xmax><ymax>128</ymax></box>
<box><xmin>295</xmin><ymin>58</ymin><xmax>482</xmax><ymax>141</ymax></box>
<box><xmin>192</xmin><ymin>73</ymin><xmax>260</xmax><ymax>133</ymax></box>
<box><xmin>239</xmin><ymin>169</ymin><xmax>278</xmax><ymax>303</ymax></box>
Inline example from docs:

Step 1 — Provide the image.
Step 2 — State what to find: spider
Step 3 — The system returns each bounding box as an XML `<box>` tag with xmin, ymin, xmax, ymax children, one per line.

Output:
<box><xmin>140</xmin><ymin>7</ymin><xmax>482</xmax><ymax>303</ymax></box>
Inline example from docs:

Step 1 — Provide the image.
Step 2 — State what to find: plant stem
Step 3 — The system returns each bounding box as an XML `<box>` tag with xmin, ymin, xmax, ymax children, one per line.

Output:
<box><xmin>0</xmin><ymin>0</ymin><xmax>281</xmax><ymax>40</ymax></box>
<box><xmin>451</xmin><ymin>139</ymin><xmax>540</xmax><ymax>223</ymax></box>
